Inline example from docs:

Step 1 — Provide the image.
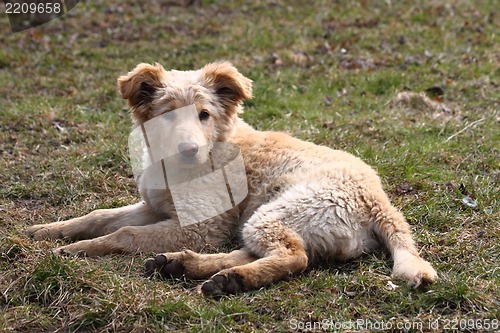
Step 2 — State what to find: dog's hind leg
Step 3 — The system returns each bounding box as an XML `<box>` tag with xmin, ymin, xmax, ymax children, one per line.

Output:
<box><xmin>372</xmin><ymin>200</ymin><xmax>437</xmax><ymax>287</ymax></box>
<box><xmin>27</xmin><ymin>202</ymin><xmax>163</xmax><ymax>241</ymax></box>
<box><xmin>200</xmin><ymin>219</ymin><xmax>309</xmax><ymax>297</ymax></box>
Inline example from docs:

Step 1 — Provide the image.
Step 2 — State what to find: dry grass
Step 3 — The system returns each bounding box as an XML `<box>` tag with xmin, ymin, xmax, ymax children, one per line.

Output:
<box><xmin>1</xmin><ymin>0</ymin><xmax>498</xmax><ymax>332</ymax></box>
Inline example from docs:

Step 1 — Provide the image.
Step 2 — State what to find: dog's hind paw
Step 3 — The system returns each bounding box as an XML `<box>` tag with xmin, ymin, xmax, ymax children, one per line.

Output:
<box><xmin>392</xmin><ymin>251</ymin><xmax>438</xmax><ymax>288</ymax></box>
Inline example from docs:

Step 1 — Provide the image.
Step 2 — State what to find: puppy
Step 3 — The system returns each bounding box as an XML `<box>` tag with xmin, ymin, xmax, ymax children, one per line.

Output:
<box><xmin>27</xmin><ymin>62</ymin><xmax>437</xmax><ymax>297</ymax></box>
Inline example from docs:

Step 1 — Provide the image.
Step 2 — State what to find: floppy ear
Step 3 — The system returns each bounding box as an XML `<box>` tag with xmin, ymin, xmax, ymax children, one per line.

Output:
<box><xmin>117</xmin><ymin>63</ymin><xmax>165</xmax><ymax>122</ymax></box>
<box><xmin>201</xmin><ymin>62</ymin><xmax>253</xmax><ymax>109</ymax></box>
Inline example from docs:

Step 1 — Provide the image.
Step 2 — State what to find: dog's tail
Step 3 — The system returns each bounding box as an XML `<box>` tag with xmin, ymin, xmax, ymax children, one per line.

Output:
<box><xmin>371</xmin><ymin>200</ymin><xmax>437</xmax><ymax>287</ymax></box>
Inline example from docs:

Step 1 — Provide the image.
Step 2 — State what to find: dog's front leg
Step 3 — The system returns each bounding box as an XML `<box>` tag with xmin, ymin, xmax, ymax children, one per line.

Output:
<box><xmin>52</xmin><ymin>220</ymin><xmax>206</xmax><ymax>257</ymax></box>
<box><xmin>27</xmin><ymin>202</ymin><xmax>163</xmax><ymax>241</ymax></box>
<box><xmin>144</xmin><ymin>249</ymin><xmax>258</xmax><ymax>280</ymax></box>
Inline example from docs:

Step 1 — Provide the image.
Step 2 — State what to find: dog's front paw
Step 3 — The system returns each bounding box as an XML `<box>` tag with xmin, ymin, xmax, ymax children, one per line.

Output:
<box><xmin>51</xmin><ymin>239</ymin><xmax>108</xmax><ymax>257</ymax></box>
<box><xmin>144</xmin><ymin>254</ymin><xmax>186</xmax><ymax>279</ymax></box>
<box><xmin>26</xmin><ymin>224</ymin><xmax>64</xmax><ymax>240</ymax></box>
<box><xmin>201</xmin><ymin>270</ymin><xmax>246</xmax><ymax>298</ymax></box>
<box><xmin>52</xmin><ymin>244</ymin><xmax>87</xmax><ymax>257</ymax></box>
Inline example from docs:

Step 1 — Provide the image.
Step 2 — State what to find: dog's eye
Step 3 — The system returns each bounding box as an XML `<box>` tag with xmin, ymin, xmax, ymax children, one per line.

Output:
<box><xmin>199</xmin><ymin>110</ymin><xmax>210</xmax><ymax>121</ymax></box>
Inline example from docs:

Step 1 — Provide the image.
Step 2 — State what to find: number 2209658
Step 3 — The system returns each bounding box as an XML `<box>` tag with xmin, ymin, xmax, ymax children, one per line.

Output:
<box><xmin>5</xmin><ymin>2</ymin><xmax>61</xmax><ymax>14</ymax></box>
<box><xmin>439</xmin><ymin>318</ymin><xmax>499</xmax><ymax>331</ymax></box>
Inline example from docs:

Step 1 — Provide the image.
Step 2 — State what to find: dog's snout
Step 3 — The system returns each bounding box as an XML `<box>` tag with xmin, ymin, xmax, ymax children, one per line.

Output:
<box><xmin>178</xmin><ymin>142</ymin><xmax>199</xmax><ymax>157</ymax></box>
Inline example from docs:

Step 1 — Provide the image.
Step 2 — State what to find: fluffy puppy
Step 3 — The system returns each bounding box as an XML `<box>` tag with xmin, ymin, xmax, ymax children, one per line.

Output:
<box><xmin>27</xmin><ymin>62</ymin><xmax>437</xmax><ymax>297</ymax></box>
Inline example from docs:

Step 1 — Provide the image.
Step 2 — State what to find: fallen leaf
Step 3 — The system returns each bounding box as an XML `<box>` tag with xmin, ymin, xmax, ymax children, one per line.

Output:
<box><xmin>270</xmin><ymin>53</ymin><xmax>283</xmax><ymax>66</ymax></box>
<box><xmin>324</xmin><ymin>96</ymin><xmax>332</xmax><ymax>106</ymax></box>
<box><xmin>459</xmin><ymin>183</ymin><xmax>468</xmax><ymax>195</ymax></box>
<box><xmin>425</xmin><ymin>85</ymin><xmax>445</xmax><ymax>98</ymax></box>
<box><xmin>394</xmin><ymin>183</ymin><xmax>413</xmax><ymax>195</ymax></box>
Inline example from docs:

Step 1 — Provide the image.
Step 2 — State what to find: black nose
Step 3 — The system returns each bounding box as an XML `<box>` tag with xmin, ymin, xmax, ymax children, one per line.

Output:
<box><xmin>178</xmin><ymin>142</ymin><xmax>199</xmax><ymax>157</ymax></box>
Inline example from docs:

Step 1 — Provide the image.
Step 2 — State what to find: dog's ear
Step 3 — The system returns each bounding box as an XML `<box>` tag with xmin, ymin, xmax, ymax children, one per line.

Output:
<box><xmin>117</xmin><ymin>63</ymin><xmax>165</xmax><ymax>121</ymax></box>
<box><xmin>201</xmin><ymin>62</ymin><xmax>253</xmax><ymax>108</ymax></box>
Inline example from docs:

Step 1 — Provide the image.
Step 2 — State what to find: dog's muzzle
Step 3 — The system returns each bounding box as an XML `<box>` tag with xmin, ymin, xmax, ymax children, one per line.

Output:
<box><xmin>178</xmin><ymin>142</ymin><xmax>199</xmax><ymax>158</ymax></box>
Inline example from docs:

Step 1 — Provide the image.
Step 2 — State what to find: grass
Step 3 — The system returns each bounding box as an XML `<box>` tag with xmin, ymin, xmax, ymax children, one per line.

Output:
<box><xmin>1</xmin><ymin>0</ymin><xmax>498</xmax><ymax>332</ymax></box>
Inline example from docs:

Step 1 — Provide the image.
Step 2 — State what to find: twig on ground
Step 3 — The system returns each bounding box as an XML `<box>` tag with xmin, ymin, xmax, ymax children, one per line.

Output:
<box><xmin>444</xmin><ymin>117</ymin><xmax>485</xmax><ymax>143</ymax></box>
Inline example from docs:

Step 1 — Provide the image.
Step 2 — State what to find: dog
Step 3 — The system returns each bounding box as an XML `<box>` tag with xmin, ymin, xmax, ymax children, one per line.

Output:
<box><xmin>27</xmin><ymin>62</ymin><xmax>437</xmax><ymax>297</ymax></box>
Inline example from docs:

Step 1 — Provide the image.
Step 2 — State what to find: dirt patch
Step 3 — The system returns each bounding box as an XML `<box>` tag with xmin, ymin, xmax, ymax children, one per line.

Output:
<box><xmin>390</xmin><ymin>91</ymin><xmax>461</xmax><ymax>123</ymax></box>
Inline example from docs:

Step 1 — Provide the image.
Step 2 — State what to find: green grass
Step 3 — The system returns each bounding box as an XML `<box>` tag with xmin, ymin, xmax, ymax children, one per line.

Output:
<box><xmin>1</xmin><ymin>0</ymin><xmax>499</xmax><ymax>332</ymax></box>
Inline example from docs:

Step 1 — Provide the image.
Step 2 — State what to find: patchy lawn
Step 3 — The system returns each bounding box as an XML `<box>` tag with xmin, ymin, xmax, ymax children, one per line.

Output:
<box><xmin>1</xmin><ymin>0</ymin><xmax>498</xmax><ymax>332</ymax></box>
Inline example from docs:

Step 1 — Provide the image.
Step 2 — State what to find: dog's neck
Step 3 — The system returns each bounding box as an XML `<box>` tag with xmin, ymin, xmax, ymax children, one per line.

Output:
<box><xmin>230</xmin><ymin>117</ymin><xmax>255</xmax><ymax>139</ymax></box>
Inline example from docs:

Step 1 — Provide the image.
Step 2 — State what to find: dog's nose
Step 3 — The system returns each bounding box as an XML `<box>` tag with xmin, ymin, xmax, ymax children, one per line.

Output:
<box><xmin>178</xmin><ymin>142</ymin><xmax>199</xmax><ymax>157</ymax></box>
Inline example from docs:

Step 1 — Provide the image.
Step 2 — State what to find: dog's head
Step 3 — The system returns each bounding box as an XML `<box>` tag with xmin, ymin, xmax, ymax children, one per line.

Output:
<box><xmin>118</xmin><ymin>62</ymin><xmax>252</xmax><ymax>166</ymax></box>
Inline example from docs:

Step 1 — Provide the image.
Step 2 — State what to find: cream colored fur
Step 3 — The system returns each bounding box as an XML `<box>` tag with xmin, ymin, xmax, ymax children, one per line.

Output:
<box><xmin>27</xmin><ymin>62</ymin><xmax>437</xmax><ymax>296</ymax></box>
